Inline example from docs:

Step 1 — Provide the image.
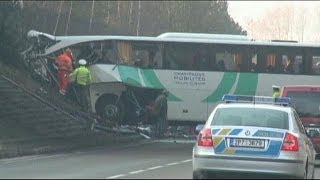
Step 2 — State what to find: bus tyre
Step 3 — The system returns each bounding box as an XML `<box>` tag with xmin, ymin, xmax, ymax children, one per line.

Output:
<box><xmin>192</xmin><ymin>171</ymin><xmax>207</xmax><ymax>179</ymax></box>
<box><xmin>96</xmin><ymin>95</ymin><xmax>125</xmax><ymax>126</ymax></box>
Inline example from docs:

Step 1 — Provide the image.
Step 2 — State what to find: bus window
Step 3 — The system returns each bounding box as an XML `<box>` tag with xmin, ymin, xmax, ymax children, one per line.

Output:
<box><xmin>117</xmin><ymin>41</ymin><xmax>162</xmax><ymax>68</ymax></box>
<box><xmin>234</xmin><ymin>53</ymin><xmax>242</xmax><ymax>72</ymax></box>
<box><xmin>250</xmin><ymin>54</ymin><xmax>258</xmax><ymax>72</ymax></box>
<box><xmin>117</xmin><ymin>42</ymin><xmax>134</xmax><ymax>65</ymax></box>
<box><xmin>98</xmin><ymin>41</ymin><xmax>117</xmax><ymax>64</ymax></box>
<box><xmin>164</xmin><ymin>43</ymin><xmax>210</xmax><ymax>71</ymax></box>
<box><xmin>293</xmin><ymin>55</ymin><xmax>303</xmax><ymax>74</ymax></box>
<box><xmin>282</xmin><ymin>54</ymin><xmax>301</xmax><ymax>74</ymax></box>
<box><xmin>266</xmin><ymin>54</ymin><xmax>276</xmax><ymax>73</ymax></box>
<box><xmin>70</xmin><ymin>41</ymin><xmax>107</xmax><ymax>65</ymax></box>
<box><xmin>216</xmin><ymin>51</ymin><xmax>234</xmax><ymax>71</ymax></box>
<box><xmin>134</xmin><ymin>50</ymin><xmax>149</xmax><ymax>68</ymax></box>
<box><xmin>312</xmin><ymin>56</ymin><xmax>320</xmax><ymax>75</ymax></box>
<box><xmin>153</xmin><ymin>48</ymin><xmax>163</xmax><ymax>69</ymax></box>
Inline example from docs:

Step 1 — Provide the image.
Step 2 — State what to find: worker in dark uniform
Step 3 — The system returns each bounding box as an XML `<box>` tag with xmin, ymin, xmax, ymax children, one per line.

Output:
<box><xmin>146</xmin><ymin>89</ymin><xmax>169</xmax><ymax>138</ymax></box>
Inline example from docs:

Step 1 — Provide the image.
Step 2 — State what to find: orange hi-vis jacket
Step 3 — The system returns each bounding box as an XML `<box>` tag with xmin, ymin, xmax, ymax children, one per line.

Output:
<box><xmin>55</xmin><ymin>53</ymin><xmax>73</xmax><ymax>72</ymax></box>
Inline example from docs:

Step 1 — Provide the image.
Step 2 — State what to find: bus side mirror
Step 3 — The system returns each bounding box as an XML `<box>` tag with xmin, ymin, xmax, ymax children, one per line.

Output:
<box><xmin>195</xmin><ymin>124</ymin><xmax>205</xmax><ymax>135</ymax></box>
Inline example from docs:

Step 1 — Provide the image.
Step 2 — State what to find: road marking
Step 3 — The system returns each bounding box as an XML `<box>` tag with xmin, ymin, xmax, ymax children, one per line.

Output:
<box><xmin>106</xmin><ymin>174</ymin><xmax>126</xmax><ymax>179</ymax></box>
<box><xmin>129</xmin><ymin>170</ymin><xmax>146</xmax><ymax>174</ymax></box>
<box><xmin>0</xmin><ymin>154</ymin><xmax>68</xmax><ymax>165</ymax></box>
<box><xmin>147</xmin><ymin>165</ymin><xmax>163</xmax><ymax>170</ymax></box>
<box><xmin>154</xmin><ymin>139</ymin><xmax>196</xmax><ymax>144</ymax></box>
<box><xmin>107</xmin><ymin>159</ymin><xmax>192</xmax><ymax>178</ymax></box>
<box><xmin>180</xmin><ymin>159</ymin><xmax>192</xmax><ymax>163</ymax></box>
<box><xmin>166</xmin><ymin>162</ymin><xmax>180</xmax><ymax>166</ymax></box>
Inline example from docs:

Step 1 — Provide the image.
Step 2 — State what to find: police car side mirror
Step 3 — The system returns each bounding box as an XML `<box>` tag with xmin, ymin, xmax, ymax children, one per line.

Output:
<box><xmin>195</xmin><ymin>124</ymin><xmax>205</xmax><ymax>135</ymax></box>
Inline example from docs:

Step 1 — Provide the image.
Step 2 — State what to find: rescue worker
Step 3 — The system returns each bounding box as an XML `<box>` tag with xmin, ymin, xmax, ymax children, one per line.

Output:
<box><xmin>272</xmin><ymin>85</ymin><xmax>280</xmax><ymax>98</ymax></box>
<box><xmin>55</xmin><ymin>48</ymin><xmax>74</xmax><ymax>95</ymax></box>
<box><xmin>69</xmin><ymin>59</ymin><xmax>92</xmax><ymax>110</ymax></box>
<box><xmin>146</xmin><ymin>89</ymin><xmax>169</xmax><ymax>138</ymax></box>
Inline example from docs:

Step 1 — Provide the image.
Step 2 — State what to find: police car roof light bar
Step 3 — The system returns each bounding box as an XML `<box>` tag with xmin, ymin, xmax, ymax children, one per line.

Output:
<box><xmin>222</xmin><ymin>94</ymin><xmax>291</xmax><ymax>106</ymax></box>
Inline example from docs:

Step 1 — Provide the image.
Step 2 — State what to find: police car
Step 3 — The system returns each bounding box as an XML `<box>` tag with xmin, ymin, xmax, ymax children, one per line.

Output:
<box><xmin>192</xmin><ymin>95</ymin><xmax>316</xmax><ymax>179</ymax></box>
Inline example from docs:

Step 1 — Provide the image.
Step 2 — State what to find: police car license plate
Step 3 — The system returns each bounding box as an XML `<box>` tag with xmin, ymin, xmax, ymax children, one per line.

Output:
<box><xmin>230</xmin><ymin>138</ymin><xmax>265</xmax><ymax>148</ymax></box>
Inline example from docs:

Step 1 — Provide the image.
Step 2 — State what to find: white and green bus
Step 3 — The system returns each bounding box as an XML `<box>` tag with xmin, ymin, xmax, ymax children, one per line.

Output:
<box><xmin>24</xmin><ymin>30</ymin><xmax>320</xmax><ymax>126</ymax></box>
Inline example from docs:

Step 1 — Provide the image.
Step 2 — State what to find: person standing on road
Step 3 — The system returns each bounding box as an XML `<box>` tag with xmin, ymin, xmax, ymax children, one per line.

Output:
<box><xmin>55</xmin><ymin>48</ymin><xmax>74</xmax><ymax>95</ymax></box>
<box><xmin>69</xmin><ymin>59</ymin><xmax>92</xmax><ymax>110</ymax></box>
<box><xmin>272</xmin><ymin>85</ymin><xmax>280</xmax><ymax>98</ymax></box>
<box><xmin>146</xmin><ymin>89</ymin><xmax>169</xmax><ymax>138</ymax></box>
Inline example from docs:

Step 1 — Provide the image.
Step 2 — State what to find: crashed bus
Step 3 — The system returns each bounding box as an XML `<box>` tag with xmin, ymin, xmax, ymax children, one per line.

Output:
<box><xmin>22</xmin><ymin>30</ymin><xmax>320</xmax><ymax>127</ymax></box>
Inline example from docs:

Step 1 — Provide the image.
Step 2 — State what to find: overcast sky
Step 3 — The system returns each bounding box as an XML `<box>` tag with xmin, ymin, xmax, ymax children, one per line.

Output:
<box><xmin>228</xmin><ymin>1</ymin><xmax>320</xmax><ymax>42</ymax></box>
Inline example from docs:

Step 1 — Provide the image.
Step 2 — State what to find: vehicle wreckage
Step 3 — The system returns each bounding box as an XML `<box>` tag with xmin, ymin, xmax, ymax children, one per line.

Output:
<box><xmin>21</xmin><ymin>30</ymin><xmax>198</xmax><ymax>139</ymax></box>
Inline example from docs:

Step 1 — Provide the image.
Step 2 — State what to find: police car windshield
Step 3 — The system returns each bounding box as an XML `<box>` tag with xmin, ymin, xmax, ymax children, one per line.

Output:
<box><xmin>211</xmin><ymin>107</ymin><xmax>289</xmax><ymax>130</ymax></box>
<box><xmin>287</xmin><ymin>91</ymin><xmax>320</xmax><ymax>118</ymax></box>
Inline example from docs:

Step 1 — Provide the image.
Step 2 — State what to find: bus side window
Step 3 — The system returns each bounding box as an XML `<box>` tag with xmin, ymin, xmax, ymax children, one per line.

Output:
<box><xmin>133</xmin><ymin>50</ymin><xmax>149</xmax><ymax>68</ymax></box>
<box><xmin>266</xmin><ymin>54</ymin><xmax>276</xmax><ymax>73</ymax></box>
<box><xmin>312</xmin><ymin>56</ymin><xmax>320</xmax><ymax>75</ymax></box>
<box><xmin>117</xmin><ymin>42</ymin><xmax>134</xmax><ymax>65</ymax></box>
<box><xmin>153</xmin><ymin>51</ymin><xmax>163</xmax><ymax>69</ymax></box>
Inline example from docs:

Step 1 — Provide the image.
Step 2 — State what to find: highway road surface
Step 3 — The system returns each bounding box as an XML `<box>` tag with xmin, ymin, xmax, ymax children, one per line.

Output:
<box><xmin>0</xmin><ymin>139</ymin><xmax>319</xmax><ymax>179</ymax></box>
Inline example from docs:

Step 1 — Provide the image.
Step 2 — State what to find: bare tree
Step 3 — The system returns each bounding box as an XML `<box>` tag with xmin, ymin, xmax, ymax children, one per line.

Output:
<box><xmin>245</xmin><ymin>4</ymin><xmax>301</xmax><ymax>41</ymax></box>
<box><xmin>117</xmin><ymin>1</ymin><xmax>121</xmax><ymax>20</ymax></box>
<box><xmin>136</xmin><ymin>0</ymin><xmax>141</xmax><ymax>36</ymax></box>
<box><xmin>65</xmin><ymin>1</ymin><xmax>73</xmax><ymax>35</ymax></box>
<box><xmin>19</xmin><ymin>0</ymin><xmax>23</xmax><ymax>9</ymax></box>
<box><xmin>297</xmin><ymin>8</ymin><xmax>307</xmax><ymax>42</ymax></box>
<box><xmin>106</xmin><ymin>1</ymin><xmax>110</xmax><ymax>25</ymax></box>
<box><xmin>128</xmin><ymin>1</ymin><xmax>134</xmax><ymax>29</ymax></box>
<box><xmin>89</xmin><ymin>0</ymin><xmax>95</xmax><ymax>33</ymax></box>
<box><xmin>53</xmin><ymin>1</ymin><xmax>64</xmax><ymax>36</ymax></box>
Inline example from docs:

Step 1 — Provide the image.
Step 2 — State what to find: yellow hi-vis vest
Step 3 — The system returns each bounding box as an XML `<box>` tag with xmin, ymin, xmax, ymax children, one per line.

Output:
<box><xmin>70</xmin><ymin>66</ymin><xmax>92</xmax><ymax>86</ymax></box>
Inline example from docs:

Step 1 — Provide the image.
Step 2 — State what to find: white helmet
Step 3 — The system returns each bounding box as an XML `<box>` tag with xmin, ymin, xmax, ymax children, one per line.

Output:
<box><xmin>272</xmin><ymin>85</ymin><xmax>280</xmax><ymax>90</ymax></box>
<box><xmin>79</xmin><ymin>59</ymin><xmax>87</xmax><ymax>65</ymax></box>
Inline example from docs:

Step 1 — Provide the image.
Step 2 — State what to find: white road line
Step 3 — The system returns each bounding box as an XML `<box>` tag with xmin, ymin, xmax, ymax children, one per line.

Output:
<box><xmin>106</xmin><ymin>174</ymin><xmax>126</xmax><ymax>179</ymax></box>
<box><xmin>180</xmin><ymin>159</ymin><xmax>192</xmax><ymax>163</ymax></box>
<box><xmin>0</xmin><ymin>154</ymin><xmax>68</xmax><ymax>164</ymax></box>
<box><xmin>129</xmin><ymin>169</ymin><xmax>146</xmax><ymax>174</ymax></box>
<box><xmin>147</xmin><ymin>165</ymin><xmax>163</xmax><ymax>170</ymax></box>
<box><xmin>107</xmin><ymin>159</ymin><xmax>191</xmax><ymax>178</ymax></box>
<box><xmin>166</xmin><ymin>162</ymin><xmax>180</xmax><ymax>166</ymax></box>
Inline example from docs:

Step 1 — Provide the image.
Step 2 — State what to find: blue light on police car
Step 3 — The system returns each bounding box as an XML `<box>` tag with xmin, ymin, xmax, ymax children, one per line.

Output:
<box><xmin>222</xmin><ymin>94</ymin><xmax>237</xmax><ymax>102</ymax></box>
<box><xmin>222</xmin><ymin>94</ymin><xmax>290</xmax><ymax>105</ymax></box>
<box><xmin>274</xmin><ymin>97</ymin><xmax>290</xmax><ymax>104</ymax></box>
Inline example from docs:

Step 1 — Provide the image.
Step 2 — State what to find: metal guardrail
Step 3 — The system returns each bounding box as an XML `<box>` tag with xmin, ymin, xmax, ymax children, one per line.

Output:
<box><xmin>0</xmin><ymin>75</ymin><xmax>87</xmax><ymax>123</ymax></box>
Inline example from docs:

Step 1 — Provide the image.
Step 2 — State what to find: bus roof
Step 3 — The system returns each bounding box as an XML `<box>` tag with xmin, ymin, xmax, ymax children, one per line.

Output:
<box><xmin>28</xmin><ymin>30</ymin><xmax>320</xmax><ymax>55</ymax></box>
<box><xmin>157</xmin><ymin>32</ymin><xmax>250</xmax><ymax>41</ymax></box>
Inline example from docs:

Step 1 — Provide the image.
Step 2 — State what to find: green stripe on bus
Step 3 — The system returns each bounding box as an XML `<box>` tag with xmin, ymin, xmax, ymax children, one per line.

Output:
<box><xmin>141</xmin><ymin>69</ymin><xmax>182</xmax><ymax>102</ymax></box>
<box><xmin>141</xmin><ymin>69</ymin><xmax>162</xmax><ymax>88</ymax></box>
<box><xmin>202</xmin><ymin>72</ymin><xmax>237</xmax><ymax>103</ymax></box>
<box><xmin>118</xmin><ymin>66</ymin><xmax>142</xmax><ymax>87</ymax></box>
<box><xmin>234</xmin><ymin>73</ymin><xmax>258</xmax><ymax>95</ymax></box>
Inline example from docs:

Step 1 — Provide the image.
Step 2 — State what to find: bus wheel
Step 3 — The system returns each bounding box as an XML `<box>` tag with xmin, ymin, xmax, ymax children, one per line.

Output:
<box><xmin>95</xmin><ymin>95</ymin><xmax>125</xmax><ymax>126</ymax></box>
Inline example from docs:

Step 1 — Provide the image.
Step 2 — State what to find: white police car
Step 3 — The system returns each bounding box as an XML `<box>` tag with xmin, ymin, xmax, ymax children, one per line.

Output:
<box><xmin>192</xmin><ymin>95</ymin><xmax>316</xmax><ymax>179</ymax></box>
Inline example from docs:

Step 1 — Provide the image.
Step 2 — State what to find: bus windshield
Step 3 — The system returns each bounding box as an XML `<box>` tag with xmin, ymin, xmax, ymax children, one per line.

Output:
<box><xmin>287</xmin><ymin>91</ymin><xmax>320</xmax><ymax>118</ymax></box>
